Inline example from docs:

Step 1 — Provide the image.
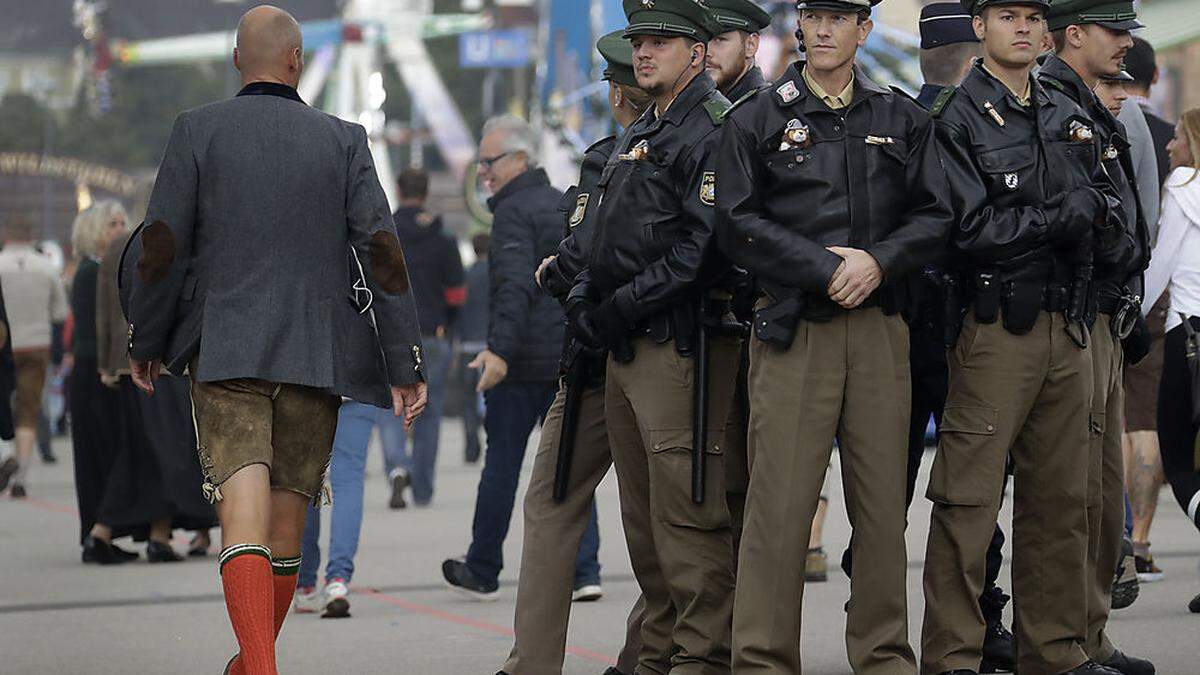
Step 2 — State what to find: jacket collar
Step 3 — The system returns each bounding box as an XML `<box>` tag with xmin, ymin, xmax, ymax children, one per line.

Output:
<box><xmin>487</xmin><ymin>168</ymin><xmax>550</xmax><ymax>212</ymax></box>
<box><xmin>1038</xmin><ymin>54</ymin><xmax>1119</xmax><ymax>131</ymax></box>
<box><xmin>237</xmin><ymin>81</ymin><xmax>306</xmax><ymax>105</ymax></box>
<box><xmin>637</xmin><ymin>70</ymin><xmax>718</xmax><ymax>130</ymax></box>
<box><xmin>772</xmin><ymin>61</ymin><xmax>887</xmax><ymax>113</ymax></box>
<box><xmin>726</xmin><ymin>65</ymin><xmax>766</xmax><ymax>104</ymax></box>
<box><xmin>959</xmin><ymin>60</ymin><xmax>1042</xmax><ymax>120</ymax></box>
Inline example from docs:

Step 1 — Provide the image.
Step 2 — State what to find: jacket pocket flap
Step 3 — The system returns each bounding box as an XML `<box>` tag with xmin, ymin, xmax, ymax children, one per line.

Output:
<box><xmin>977</xmin><ymin>144</ymin><xmax>1035</xmax><ymax>173</ymax></box>
<box><xmin>940</xmin><ymin>405</ymin><xmax>998</xmax><ymax>435</ymax></box>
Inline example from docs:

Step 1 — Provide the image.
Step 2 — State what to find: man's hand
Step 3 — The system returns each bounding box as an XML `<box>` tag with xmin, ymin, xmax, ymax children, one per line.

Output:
<box><xmin>535</xmin><ymin>255</ymin><xmax>556</xmax><ymax>289</ymax></box>
<box><xmin>826</xmin><ymin>246</ymin><xmax>883</xmax><ymax>309</ymax></box>
<box><xmin>129</xmin><ymin>358</ymin><xmax>161</xmax><ymax>395</ymax></box>
<box><xmin>391</xmin><ymin>382</ymin><xmax>428</xmax><ymax>431</ymax></box>
<box><xmin>468</xmin><ymin>349</ymin><xmax>509</xmax><ymax>392</ymax></box>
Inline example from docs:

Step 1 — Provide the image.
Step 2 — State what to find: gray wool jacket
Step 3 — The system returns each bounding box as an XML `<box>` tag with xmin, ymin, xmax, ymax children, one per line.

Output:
<box><xmin>121</xmin><ymin>82</ymin><xmax>424</xmax><ymax>407</ymax></box>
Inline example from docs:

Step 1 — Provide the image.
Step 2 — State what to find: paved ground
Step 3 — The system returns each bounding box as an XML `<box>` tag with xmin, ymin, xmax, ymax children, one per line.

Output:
<box><xmin>1</xmin><ymin>422</ymin><xmax>1198</xmax><ymax>674</ymax></box>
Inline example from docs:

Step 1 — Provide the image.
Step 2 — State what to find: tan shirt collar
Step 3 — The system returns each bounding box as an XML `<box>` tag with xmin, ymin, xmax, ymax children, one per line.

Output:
<box><xmin>802</xmin><ymin>66</ymin><xmax>855</xmax><ymax>110</ymax></box>
<box><xmin>982</xmin><ymin>62</ymin><xmax>1031</xmax><ymax>107</ymax></box>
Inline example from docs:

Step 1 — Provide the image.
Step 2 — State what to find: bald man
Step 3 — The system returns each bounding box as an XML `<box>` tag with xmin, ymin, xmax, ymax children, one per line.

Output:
<box><xmin>123</xmin><ymin>6</ymin><xmax>427</xmax><ymax>674</ymax></box>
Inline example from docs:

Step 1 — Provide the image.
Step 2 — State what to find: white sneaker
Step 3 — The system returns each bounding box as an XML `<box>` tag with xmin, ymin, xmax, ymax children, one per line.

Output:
<box><xmin>294</xmin><ymin>586</ymin><xmax>323</xmax><ymax>614</ymax></box>
<box><xmin>571</xmin><ymin>584</ymin><xmax>603</xmax><ymax>602</ymax></box>
<box><xmin>322</xmin><ymin>578</ymin><xmax>351</xmax><ymax>618</ymax></box>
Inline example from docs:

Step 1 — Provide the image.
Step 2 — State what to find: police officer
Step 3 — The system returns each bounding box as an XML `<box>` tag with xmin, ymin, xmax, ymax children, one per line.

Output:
<box><xmin>568</xmin><ymin>1</ymin><xmax>741</xmax><ymax>671</ymax></box>
<box><xmin>715</xmin><ymin>0</ymin><xmax>950</xmax><ymax>670</ymax></box>
<box><xmin>1041</xmin><ymin>3</ymin><xmax>1153</xmax><ymax>673</ymax></box>
<box><xmin>500</xmin><ymin>32</ymin><xmax>652</xmax><ymax>675</ymax></box>
<box><xmin>704</xmin><ymin>0</ymin><xmax>773</xmax><ymax>103</ymax></box>
<box><xmin>919</xmin><ymin>0</ymin><xmax>1128</xmax><ymax>673</ymax></box>
<box><xmin>702</xmin><ymin>0</ymin><xmax>774</xmax><ymax>567</ymax></box>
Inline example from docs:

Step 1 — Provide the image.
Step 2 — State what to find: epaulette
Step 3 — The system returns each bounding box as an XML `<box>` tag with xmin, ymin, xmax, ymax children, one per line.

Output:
<box><xmin>931</xmin><ymin>87</ymin><xmax>957</xmax><ymax>118</ymax></box>
<box><xmin>723</xmin><ymin>84</ymin><xmax>770</xmax><ymax>120</ymax></box>
<box><xmin>584</xmin><ymin>134</ymin><xmax>617</xmax><ymax>162</ymax></box>
<box><xmin>703</xmin><ymin>96</ymin><xmax>731</xmax><ymax>126</ymax></box>
<box><xmin>1039</xmin><ymin>75</ymin><xmax>1068</xmax><ymax>94</ymax></box>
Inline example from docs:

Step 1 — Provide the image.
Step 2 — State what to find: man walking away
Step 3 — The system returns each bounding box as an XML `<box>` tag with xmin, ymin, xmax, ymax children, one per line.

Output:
<box><xmin>123</xmin><ymin>7</ymin><xmax>427</xmax><ymax>673</ymax></box>
<box><xmin>0</xmin><ymin>214</ymin><xmax>68</xmax><ymax>498</ymax></box>
<box><xmin>386</xmin><ymin>168</ymin><xmax>465</xmax><ymax>508</ymax></box>
<box><xmin>442</xmin><ymin>115</ymin><xmax>574</xmax><ymax>601</ymax></box>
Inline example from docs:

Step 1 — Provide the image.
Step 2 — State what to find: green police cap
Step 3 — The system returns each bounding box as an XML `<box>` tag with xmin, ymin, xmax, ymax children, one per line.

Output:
<box><xmin>1046</xmin><ymin>0</ymin><xmax>1143</xmax><ymax>32</ymax></box>
<box><xmin>796</xmin><ymin>0</ymin><xmax>882</xmax><ymax>16</ymax></box>
<box><xmin>706</xmin><ymin>0</ymin><xmax>772</xmax><ymax>33</ymax></box>
<box><xmin>959</xmin><ymin>0</ymin><xmax>1050</xmax><ymax>16</ymax></box>
<box><xmin>623</xmin><ymin>0</ymin><xmax>726</xmax><ymax>42</ymax></box>
<box><xmin>597</xmin><ymin>30</ymin><xmax>639</xmax><ymax>87</ymax></box>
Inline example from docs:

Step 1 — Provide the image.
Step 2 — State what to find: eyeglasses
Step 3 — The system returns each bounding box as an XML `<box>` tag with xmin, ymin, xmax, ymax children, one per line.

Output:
<box><xmin>478</xmin><ymin>152</ymin><xmax>510</xmax><ymax>170</ymax></box>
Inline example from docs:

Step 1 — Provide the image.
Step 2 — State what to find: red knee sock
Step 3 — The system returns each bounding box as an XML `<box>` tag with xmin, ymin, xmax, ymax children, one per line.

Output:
<box><xmin>219</xmin><ymin>544</ymin><xmax>277</xmax><ymax>675</ymax></box>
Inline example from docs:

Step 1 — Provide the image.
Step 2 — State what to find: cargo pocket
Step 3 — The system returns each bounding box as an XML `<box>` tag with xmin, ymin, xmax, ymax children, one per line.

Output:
<box><xmin>647</xmin><ymin>427</ymin><xmax>729</xmax><ymax>530</ymax></box>
<box><xmin>926</xmin><ymin>406</ymin><xmax>1001</xmax><ymax>506</ymax></box>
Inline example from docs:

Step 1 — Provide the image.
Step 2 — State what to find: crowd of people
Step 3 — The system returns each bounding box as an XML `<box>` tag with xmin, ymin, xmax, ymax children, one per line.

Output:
<box><xmin>3</xmin><ymin>0</ymin><xmax>1200</xmax><ymax>674</ymax></box>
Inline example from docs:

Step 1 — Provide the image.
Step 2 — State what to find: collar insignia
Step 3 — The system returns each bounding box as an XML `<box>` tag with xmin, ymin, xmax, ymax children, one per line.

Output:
<box><xmin>777</xmin><ymin>81</ymin><xmax>799</xmax><ymax>104</ymax></box>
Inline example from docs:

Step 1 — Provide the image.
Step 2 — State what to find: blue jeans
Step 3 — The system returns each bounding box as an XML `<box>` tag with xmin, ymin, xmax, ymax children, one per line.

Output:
<box><xmin>299</xmin><ymin>401</ymin><xmax>380</xmax><ymax>587</ymax></box>
<box><xmin>383</xmin><ymin>336</ymin><xmax>451</xmax><ymax>505</ymax></box>
<box><xmin>465</xmin><ymin>379</ymin><xmax>601</xmax><ymax>588</ymax></box>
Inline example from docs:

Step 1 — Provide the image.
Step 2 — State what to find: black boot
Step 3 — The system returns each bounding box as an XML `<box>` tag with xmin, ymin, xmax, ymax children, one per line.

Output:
<box><xmin>980</xmin><ymin>620</ymin><xmax>1015</xmax><ymax>673</ymax></box>
<box><xmin>1062</xmin><ymin>661</ymin><xmax>1122</xmax><ymax>675</ymax></box>
<box><xmin>1101</xmin><ymin>650</ymin><xmax>1155</xmax><ymax>675</ymax></box>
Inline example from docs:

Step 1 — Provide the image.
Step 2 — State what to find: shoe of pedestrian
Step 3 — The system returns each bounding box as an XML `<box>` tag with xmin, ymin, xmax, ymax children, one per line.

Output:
<box><xmin>1111</xmin><ymin>537</ymin><xmax>1139</xmax><ymax>610</ymax></box>
<box><xmin>188</xmin><ymin>533</ymin><xmax>211</xmax><ymax>557</ymax></box>
<box><xmin>222</xmin><ymin>654</ymin><xmax>238</xmax><ymax>675</ymax></box>
<box><xmin>1063</xmin><ymin>661</ymin><xmax>1123</xmax><ymax>675</ymax></box>
<box><xmin>806</xmin><ymin>547</ymin><xmax>828</xmax><ymax>582</ymax></box>
<box><xmin>110</xmin><ymin>541</ymin><xmax>139</xmax><ymax>562</ymax></box>
<box><xmin>0</xmin><ymin>456</ymin><xmax>16</xmax><ymax>493</ymax></box>
<box><xmin>442</xmin><ymin>557</ymin><xmax>499</xmax><ymax>601</ymax></box>
<box><xmin>602</xmin><ymin>669</ymin><xmax>631</xmax><ymax>675</ymax></box>
<box><xmin>1100</xmin><ymin>649</ymin><xmax>1154</xmax><ymax>675</ymax></box>
<box><xmin>147</xmin><ymin>540</ymin><xmax>185</xmax><ymax>563</ymax></box>
<box><xmin>322</xmin><ymin>578</ymin><xmax>351</xmax><ymax>618</ymax></box>
<box><xmin>10</xmin><ymin>483</ymin><xmax>26</xmax><ymax>499</ymax></box>
<box><xmin>294</xmin><ymin>586</ymin><xmax>324</xmax><ymax>614</ymax></box>
<box><xmin>40</xmin><ymin>452</ymin><xmax>56</xmax><ymax>464</ymax></box>
<box><xmin>81</xmin><ymin>535</ymin><xmax>131</xmax><ymax>565</ymax></box>
<box><xmin>572</xmin><ymin>583</ymin><xmax>603</xmax><ymax>602</ymax></box>
<box><xmin>936</xmin><ymin>671</ymin><xmax>978</xmax><ymax>675</ymax></box>
<box><xmin>1134</xmin><ymin>553</ymin><xmax>1164</xmax><ymax>583</ymax></box>
<box><xmin>980</xmin><ymin>620</ymin><xmax>1015</xmax><ymax>673</ymax></box>
<box><xmin>1189</xmin><ymin>592</ymin><xmax>1200</xmax><ymax>614</ymax></box>
<box><xmin>389</xmin><ymin>469</ymin><xmax>410</xmax><ymax>510</ymax></box>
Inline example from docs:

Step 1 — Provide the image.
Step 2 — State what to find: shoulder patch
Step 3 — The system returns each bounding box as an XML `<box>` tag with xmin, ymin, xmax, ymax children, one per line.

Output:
<box><xmin>931</xmin><ymin>87</ymin><xmax>957</xmax><ymax>118</ymax></box>
<box><xmin>703</xmin><ymin>97</ymin><xmax>731</xmax><ymax>125</ymax></box>
<box><xmin>569</xmin><ymin>193</ymin><xmax>589</xmax><ymax>227</ymax></box>
<box><xmin>699</xmin><ymin>171</ymin><xmax>716</xmax><ymax>206</ymax></box>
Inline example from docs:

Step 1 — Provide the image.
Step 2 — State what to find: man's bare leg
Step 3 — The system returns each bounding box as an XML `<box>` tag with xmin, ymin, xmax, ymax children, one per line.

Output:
<box><xmin>216</xmin><ymin>464</ymin><xmax>277</xmax><ymax>675</ymax></box>
<box><xmin>1123</xmin><ymin>431</ymin><xmax>1164</xmax><ymax>575</ymax></box>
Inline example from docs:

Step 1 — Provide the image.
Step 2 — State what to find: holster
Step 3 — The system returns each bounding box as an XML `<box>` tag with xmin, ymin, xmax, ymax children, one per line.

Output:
<box><xmin>1001</xmin><ymin>281</ymin><xmax>1043</xmax><ymax>335</ymax></box>
<box><xmin>973</xmin><ymin>272</ymin><xmax>1000</xmax><ymax>324</ymax></box>
<box><xmin>754</xmin><ymin>296</ymin><xmax>803</xmax><ymax>349</ymax></box>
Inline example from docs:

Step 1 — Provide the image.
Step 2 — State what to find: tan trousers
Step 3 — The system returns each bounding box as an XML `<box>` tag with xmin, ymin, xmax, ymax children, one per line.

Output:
<box><xmin>1085</xmin><ymin>317</ymin><xmax>1125</xmax><ymax>663</ymax></box>
<box><xmin>733</xmin><ymin>308</ymin><xmax>915</xmax><ymax>674</ymax></box>
<box><xmin>606</xmin><ymin>336</ymin><xmax>740</xmax><ymax>675</ymax></box>
<box><xmin>723</xmin><ymin>342</ymin><xmax>752</xmax><ymax>561</ymax></box>
<box><xmin>503</xmin><ymin>379</ymin><xmax>644</xmax><ymax>675</ymax></box>
<box><xmin>921</xmin><ymin>313</ymin><xmax>1093</xmax><ymax>675</ymax></box>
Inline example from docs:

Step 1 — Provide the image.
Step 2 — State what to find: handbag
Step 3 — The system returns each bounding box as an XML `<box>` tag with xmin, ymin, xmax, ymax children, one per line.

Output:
<box><xmin>1179</xmin><ymin>314</ymin><xmax>1200</xmax><ymax>471</ymax></box>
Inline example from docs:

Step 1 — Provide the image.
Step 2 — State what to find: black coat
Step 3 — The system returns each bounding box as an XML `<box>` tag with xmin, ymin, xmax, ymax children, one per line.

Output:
<box><xmin>716</xmin><ymin>63</ymin><xmax>951</xmax><ymax>303</ymax></box>
<box><xmin>486</xmin><ymin>168</ymin><xmax>566</xmax><ymax>382</ymax></box>
<box><xmin>0</xmin><ymin>282</ymin><xmax>14</xmax><ymax>440</ymax></box>
<box><xmin>934</xmin><ymin>61</ymin><xmax>1126</xmax><ymax>285</ymax></box>
<box><xmin>542</xmin><ymin>135</ymin><xmax>616</xmax><ymax>303</ymax></box>
<box><xmin>392</xmin><ymin>207</ymin><xmax>465</xmax><ymax>336</ymax></box>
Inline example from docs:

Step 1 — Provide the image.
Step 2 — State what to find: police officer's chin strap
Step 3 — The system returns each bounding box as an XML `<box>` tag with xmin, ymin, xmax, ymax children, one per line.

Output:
<box><xmin>661</xmin><ymin>44</ymin><xmax>705</xmax><ymax>113</ymax></box>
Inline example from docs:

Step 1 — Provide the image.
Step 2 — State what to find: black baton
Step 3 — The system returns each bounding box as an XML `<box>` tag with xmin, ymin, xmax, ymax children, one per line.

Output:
<box><xmin>692</xmin><ymin>299</ymin><xmax>710</xmax><ymax>505</ymax></box>
<box><xmin>553</xmin><ymin>351</ymin><xmax>591</xmax><ymax>503</ymax></box>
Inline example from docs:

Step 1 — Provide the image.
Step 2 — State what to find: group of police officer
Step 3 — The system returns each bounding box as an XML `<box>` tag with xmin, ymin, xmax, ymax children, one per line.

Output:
<box><xmin>500</xmin><ymin>0</ymin><xmax>1154</xmax><ymax>674</ymax></box>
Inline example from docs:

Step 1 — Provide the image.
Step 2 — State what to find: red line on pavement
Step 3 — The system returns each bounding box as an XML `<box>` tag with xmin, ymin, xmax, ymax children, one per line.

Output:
<box><xmin>361</xmin><ymin>587</ymin><xmax>616</xmax><ymax>666</ymax></box>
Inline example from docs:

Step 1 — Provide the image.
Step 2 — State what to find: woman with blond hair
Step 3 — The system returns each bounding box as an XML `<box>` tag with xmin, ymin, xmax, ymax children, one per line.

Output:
<box><xmin>1141</xmin><ymin>107</ymin><xmax>1200</xmax><ymax>613</ymax></box>
<box><xmin>68</xmin><ymin>200</ymin><xmax>139</xmax><ymax>563</ymax></box>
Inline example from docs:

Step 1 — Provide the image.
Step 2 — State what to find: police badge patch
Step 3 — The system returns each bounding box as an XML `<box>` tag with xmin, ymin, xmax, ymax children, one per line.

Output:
<box><xmin>777</xmin><ymin>81</ymin><xmax>799</xmax><ymax>104</ymax></box>
<box><xmin>700</xmin><ymin>172</ymin><xmax>716</xmax><ymax>206</ymax></box>
<box><xmin>569</xmin><ymin>193</ymin><xmax>589</xmax><ymax>227</ymax></box>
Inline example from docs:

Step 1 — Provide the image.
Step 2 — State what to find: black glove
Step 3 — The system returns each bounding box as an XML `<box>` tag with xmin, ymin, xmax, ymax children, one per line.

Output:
<box><xmin>1048</xmin><ymin>187</ymin><xmax>1104</xmax><ymax>244</ymax></box>
<box><xmin>567</xmin><ymin>300</ymin><xmax>603</xmax><ymax>350</ymax></box>
<box><xmin>593</xmin><ymin>298</ymin><xmax>634</xmax><ymax>357</ymax></box>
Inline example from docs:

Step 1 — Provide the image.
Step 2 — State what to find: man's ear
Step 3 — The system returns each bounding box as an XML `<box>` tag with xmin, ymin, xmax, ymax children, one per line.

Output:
<box><xmin>745</xmin><ymin>32</ymin><xmax>760</xmax><ymax>60</ymax></box>
<box><xmin>859</xmin><ymin>17</ymin><xmax>874</xmax><ymax>46</ymax></box>
<box><xmin>233</xmin><ymin>47</ymin><xmax>241</xmax><ymax>72</ymax></box>
<box><xmin>973</xmin><ymin>15</ymin><xmax>986</xmax><ymax>41</ymax></box>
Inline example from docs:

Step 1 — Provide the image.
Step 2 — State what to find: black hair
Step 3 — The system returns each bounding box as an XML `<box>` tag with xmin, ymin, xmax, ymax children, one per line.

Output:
<box><xmin>1124</xmin><ymin>37</ymin><xmax>1157</xmax><ymax>91</ymax></box>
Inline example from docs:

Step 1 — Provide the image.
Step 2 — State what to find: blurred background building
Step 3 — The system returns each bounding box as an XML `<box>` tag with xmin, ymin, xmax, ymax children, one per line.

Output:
<box><xmin>0</xmin><ymin>0</ymin><xmax>1193</xmax><ymax>252</ymax></box>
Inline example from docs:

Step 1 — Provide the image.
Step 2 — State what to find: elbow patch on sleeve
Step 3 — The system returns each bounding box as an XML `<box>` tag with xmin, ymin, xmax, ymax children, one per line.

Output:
<box><xmin>137</xmin><ymin>220</ymin><xmax>175</xmax><ymax>283</ymax></box>
<box><xmin>369</xmin><ymin>230</ymin><xmax>410</xmax><ymax>295</ymax></box>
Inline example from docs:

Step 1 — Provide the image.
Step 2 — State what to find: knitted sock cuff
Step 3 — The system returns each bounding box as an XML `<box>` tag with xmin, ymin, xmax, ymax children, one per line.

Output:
<box><xmin>219</xmin><ymin>543</ymin><xmax>272</xmax><ymax>573</ymax></box>
<box><xmin>270</xmin><ymin>555</ymin><xmax>302</xmax><ymax>576</ymax></box>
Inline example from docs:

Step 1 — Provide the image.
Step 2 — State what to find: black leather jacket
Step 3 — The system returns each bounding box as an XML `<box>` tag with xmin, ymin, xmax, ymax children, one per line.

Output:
<box><xmin>933</xmin><ymin>61</ymin><xmax>1124</xmax><ymax>286</ymax></box>
<box><xmin>725</xmin><ymin>65</ymin><xmax>767</xmax><ymax>106</ymax></box>
<box><xmin>715</xmin><ymin>62</ymin><xmax>951</xmax><ymax>307</ymax></box>
<box><xmin>542</xmin><ymin>135</ymin><xmax>616</xmax><ymax>303</ymax></box>
<box><xmin>1038</xmin><ymin>55</ymin><xmax>1149</xmax><ymax>304</ymax></box>
<box><xmin>575</xmin><ymin>72</ymin><xmax>732</xmax><ymax>335</ymax></box>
